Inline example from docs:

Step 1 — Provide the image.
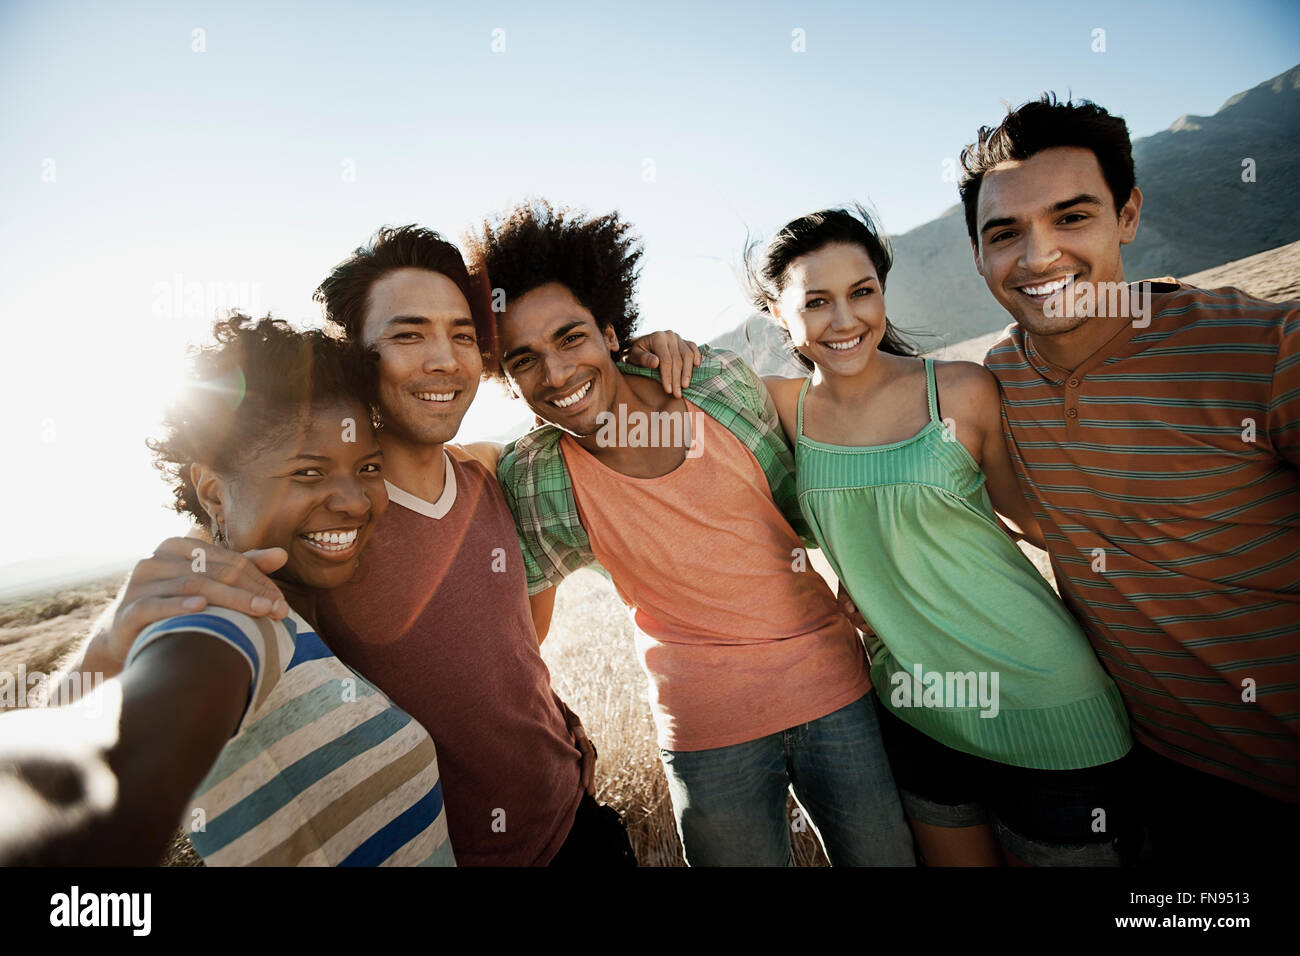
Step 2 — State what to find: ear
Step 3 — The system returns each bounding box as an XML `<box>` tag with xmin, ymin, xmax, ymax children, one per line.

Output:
<box><xmin>190</xmin><ymin>463</ymin><xmax>227</xmax><ymax>525</ymax></box>
<box><xmin>1117</xmin><ymin>186</ymin><xmax>1142</xmax><ymax>246</ymax></box>
<box><xmin>970</xmin><ymin>238</ymin><xmax>984</xmax><ymax>278</ymax></box>
<box><xmin>601</xmin><ymin>323</ymin><xmax>620</xmax><ymax>353</ymax></box>
<box><xmin>767</xmin><ymin>300</ymin><xmax>789</xmax><ymax>331</ymax></box>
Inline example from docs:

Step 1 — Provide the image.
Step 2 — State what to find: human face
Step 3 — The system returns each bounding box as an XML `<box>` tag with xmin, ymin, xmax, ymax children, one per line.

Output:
<box><xmin>771</xmin><ymin>242</ymin><xmax>888</xmax><ymax>376</ymax></box>
<box><xmin>196</xmin><ymin>398</ymin><xmax>388</xmax><ymax>590</ymax></box>
<box><xmin>972</xmin><ymin>146</ymin><xmax>1141</xmax><ymax>337</ymax></box>
<box><xmin>361</xmin><ymin>268</ymin><xmax>483</xmax><ymax>446</ymax></box>
<box><xmin>498</xmin><ymin>282</ymin><xmax>621</xmax><ymax>437</ymax></box>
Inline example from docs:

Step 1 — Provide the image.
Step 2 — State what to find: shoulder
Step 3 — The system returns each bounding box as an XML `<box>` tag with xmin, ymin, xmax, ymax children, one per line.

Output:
<box><xmin>1153</xmin><ymin>281</ymin><xmax>1299</xmax><ymax>325</ymax></box>
<box><xmin>933</xmin><ymin>358</ymin><xmax>998</xmax><ymax>396</ymax></box>
<box><xmin>762</xmin><ymin>375</ymin><xmax>805</xmax><ymax>431</ymax></box>
<box><xmin>448</xmin><ymin>441</ymin><xmax>504</xmax><ymax>472</ymax></box>
<box><xmin>981</xmin><ymin>322</ymin><xmax>1025</xmax><ymax>371</ymax></box>
<box><xmin>931</xmin><ymin>359</ymin><xmax>1001</xmax><ymax>430</ymax></box>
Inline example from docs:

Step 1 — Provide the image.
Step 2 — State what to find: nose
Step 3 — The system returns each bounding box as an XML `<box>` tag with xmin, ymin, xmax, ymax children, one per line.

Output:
<box><xmin>830</xmin><ymin>298</ymin><xmax>859</xmax><ymax>330</ymax></box>
<box><xmin>324</xmin><ymin>474</ymin><xmax>373</xmax><ymax>518</ymax></box>
<box><xmin>539</xmin><ymin>350</ymin><xmax>576</xmax><ymax>391</ymax></box>
<box><xmin>1019</xmin><ymin>224</ymin><xmax>1061</xmax><ymax>274</ymax></box>
<box><xmin>421</xmin><ymin>329</ymin><xmax>460</xmax><ymax>374</ymax></box>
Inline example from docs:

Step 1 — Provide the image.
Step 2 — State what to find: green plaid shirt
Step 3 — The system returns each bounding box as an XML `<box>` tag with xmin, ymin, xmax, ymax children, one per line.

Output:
<box><xmin>497</xmin><ymin>346</ymin><xmax>811</xmax><ymax>594</ymax></box>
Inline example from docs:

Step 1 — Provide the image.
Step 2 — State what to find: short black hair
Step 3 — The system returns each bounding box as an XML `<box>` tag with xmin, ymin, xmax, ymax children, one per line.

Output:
<box><xmin>314</xmin><ymin>224</ymin><xmax>497</xmax><ymax>380</ymax></box>
<box><xmin>147</xmin><ymin>314</ymin><xmax>371</xmax><ymax>526</ymax></box>
<box><xmin>466</xmin><ymin>200</ymin><xmax>642</xmax><ymax>377</ymax></box>
<box><xmin>959</xmin><ymin>93</ymin><xmax>1137</xmax><ymax>244</ymax></box>
<box><xmin>743</xmin><ymin>204</ymin><xmax>918</xmax><ymax>370</ymax></box>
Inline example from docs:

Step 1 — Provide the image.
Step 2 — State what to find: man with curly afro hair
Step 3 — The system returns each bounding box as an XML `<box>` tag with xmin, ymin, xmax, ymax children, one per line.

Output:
<box><xmin>478</xmin><ymin>200</ymin><xmax>914</xmax><ymax>867</ymax></box>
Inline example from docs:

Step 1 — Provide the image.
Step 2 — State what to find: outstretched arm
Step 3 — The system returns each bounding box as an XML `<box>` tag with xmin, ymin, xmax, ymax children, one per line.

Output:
<box><xmin>0</xmin><ymin>630</ymin><xmax>249</xmax><ymax>865</ymax></box>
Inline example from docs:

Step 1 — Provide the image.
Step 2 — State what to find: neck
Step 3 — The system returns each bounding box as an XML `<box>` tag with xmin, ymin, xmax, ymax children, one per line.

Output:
<box><xmin>1029</xmin><ymin>311</ymin><xmax>1133</xmax><ymax>371</ymax></box>
<box><xmin>574</xmin><ymin>369</ymin><xmax>681</xmax><ymax>471</ymax></box>
<box><xmin>377</xmin><ymin>432</ymin><xmax>448</xmax><ymax>502</ymax></box>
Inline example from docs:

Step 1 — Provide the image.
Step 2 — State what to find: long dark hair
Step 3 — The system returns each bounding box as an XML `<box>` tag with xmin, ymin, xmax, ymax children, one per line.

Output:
<box><xmin>743</xmin><ymin>205</ymin><xmax>918</xmax><ymax>371</ymax></box>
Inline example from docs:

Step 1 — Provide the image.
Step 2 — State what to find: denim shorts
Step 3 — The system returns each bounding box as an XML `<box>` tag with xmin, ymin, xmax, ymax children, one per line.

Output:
<box><xmin>873</xmin><ymin>696</ymin><xmax>1136</xmax><ymax>866</ymax></box>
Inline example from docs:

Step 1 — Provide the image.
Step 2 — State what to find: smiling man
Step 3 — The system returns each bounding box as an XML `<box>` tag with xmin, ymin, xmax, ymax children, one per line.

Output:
<box><xmin>474</xmin><ymin>201</ymin><xmax>914</xmax><ymax>867</ymax></box>
<box><xmin>962</xmin><ymin>95</ymin><xmax>1300</xmax><ymax>863</ymax></box>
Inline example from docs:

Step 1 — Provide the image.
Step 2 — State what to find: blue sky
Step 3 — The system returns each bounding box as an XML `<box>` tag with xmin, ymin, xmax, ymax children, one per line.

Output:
<box><xmin>1</xmin><ymin>0</ymin><xmax>1297</xmax><ymax>578</ymax></box>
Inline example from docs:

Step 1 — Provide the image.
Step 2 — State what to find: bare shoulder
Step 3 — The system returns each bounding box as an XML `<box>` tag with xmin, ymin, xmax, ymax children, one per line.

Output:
<box><xmin>932</xmin><ymin>360</ymin><xmax>1002</xmax><ymax>429</ymax></box>
<box><xmin>933</xmin><ymin>359</ymin><xmax>999</xmax><ymax>404</ymax></box>
<box><xmin>762</xmin><ymin>375</ymin><xmax>805</xmax><ymax>442</ymax></box>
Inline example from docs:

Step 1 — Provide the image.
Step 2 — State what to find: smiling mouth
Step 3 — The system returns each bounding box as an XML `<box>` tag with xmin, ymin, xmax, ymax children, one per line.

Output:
<box><xmin>823</xmin><ymin>335</ymin><xmax>863</xmax><ymax>352</ymax></box>
<box><xmin>414</xmin><ymin>389</ymin><xmax>459</xmax><ymax>404</ymax></box>
<box><xmin>1016</xmin><ymin>274</ymin><xmax>1077</xmax><ymax>298</ymax></box>
<box><xmin>299</xmin><ymin>527</ymin><xmax>361</xmax><ymax>558</ymax></box>
<box><xmin>551</xmin><ymin>380</ymin><xmax>593</xmax><ymax>409</ymax></box>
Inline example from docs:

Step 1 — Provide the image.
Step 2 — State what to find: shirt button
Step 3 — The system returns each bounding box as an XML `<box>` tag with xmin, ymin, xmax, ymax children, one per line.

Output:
<box><xmin>1067</xmin><ymin>408</ymin><xmax>1078</xmax><ymax>419</ymax></box>
<box><xmin>1068</xmin><ymin>378</ymin><xmax>1080</xmax><ymax>388</ymax></box>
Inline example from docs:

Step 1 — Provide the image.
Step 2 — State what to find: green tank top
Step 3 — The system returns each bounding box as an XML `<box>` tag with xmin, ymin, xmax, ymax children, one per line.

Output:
<box><xmin>795</xmin><ymin>359</ymin><xmax>1131</xmax><ymax>770</ymax></box>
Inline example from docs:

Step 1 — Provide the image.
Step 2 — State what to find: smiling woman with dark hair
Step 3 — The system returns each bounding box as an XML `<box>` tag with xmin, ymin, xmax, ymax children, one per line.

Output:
<box><xmin>0</xmin><ymin>314</ymin><xmax>454</xmax><ymax>867</ymax></box>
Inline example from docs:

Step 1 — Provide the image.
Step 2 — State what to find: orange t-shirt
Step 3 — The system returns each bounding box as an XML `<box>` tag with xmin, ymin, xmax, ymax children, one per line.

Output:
<box><xmin>560</xmin><ymin>402</ymin><xmax>871</xmax><ymax>751</ymax></box>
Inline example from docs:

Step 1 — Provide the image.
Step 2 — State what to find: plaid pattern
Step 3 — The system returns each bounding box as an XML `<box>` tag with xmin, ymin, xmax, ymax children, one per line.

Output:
<box><xmin>498</xmin><ymin>345</ymin><xmax>809</xmax><ymax>593</ymax></box>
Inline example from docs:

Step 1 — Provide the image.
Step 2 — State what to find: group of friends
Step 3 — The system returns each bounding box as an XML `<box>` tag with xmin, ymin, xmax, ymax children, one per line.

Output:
<box><xmin>2</xmin><ymin>94</ymin><xmax>1296</xmax><ymax>868</ymax></box>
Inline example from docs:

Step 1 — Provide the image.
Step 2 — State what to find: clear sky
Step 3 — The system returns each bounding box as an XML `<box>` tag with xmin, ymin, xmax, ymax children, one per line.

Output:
<box><xmin>2</xmin><ymin>0</ymin><xmax>1298</xmax><ymax>580</ymax></box>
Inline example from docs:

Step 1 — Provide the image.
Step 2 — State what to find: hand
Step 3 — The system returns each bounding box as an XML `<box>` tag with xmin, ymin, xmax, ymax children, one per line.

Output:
<box><xmin>569</xmin><ymin>718</ymin><xmax>598</xmax><ymax>796</ymax></box>
<box><xmin>622</xmin><ymin>331</ymin><xmax>702</xmax><ymax>398</ymax></box>
<box><xmin>836</xmin><ymin>582</ymin><xmax>874</xmax><ymax>638</ymax></box>
<box><xmin>87</xmin><ymin>537</ymin><xmax>289</xmax><ymax>677</ymax></box>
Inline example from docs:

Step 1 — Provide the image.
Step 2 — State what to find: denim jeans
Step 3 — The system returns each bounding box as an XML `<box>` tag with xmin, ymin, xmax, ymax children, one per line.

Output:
<box><xmin>658</xmin><ymin>692</ymin><xmax>915</xmax><ymax>866</ymax></box>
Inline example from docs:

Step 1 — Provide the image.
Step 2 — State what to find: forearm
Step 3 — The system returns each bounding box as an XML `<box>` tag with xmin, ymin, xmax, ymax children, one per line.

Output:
<box><xmin>0</xmin><ymin>633</ymin><xmax>247</xmax><ymax>865</ymax></box>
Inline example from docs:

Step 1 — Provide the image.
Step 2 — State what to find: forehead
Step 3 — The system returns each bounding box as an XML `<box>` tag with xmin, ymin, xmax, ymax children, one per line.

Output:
<box><xmin>498</xmin><ymin>282</ymin><xmax>596</xmax><ymax>348</ymax></box>
<box><xmin>783</xmin><ymin>242</ymin><xmax>878</xmax><ymax>288</ymax></box>
<box><xmin>977</xmin><ymin>146</ymin><xmax>1113</xmax><ymax>221</ymax></box>
<box><xmin>266</xmin><ymin>398</ymin><xmax>377</xmax><ymax>453</ymax></box>
<box><xmin>362</xmin><ymin>268</ymin><xmax>471</xmax><ymax>343</ymax></box>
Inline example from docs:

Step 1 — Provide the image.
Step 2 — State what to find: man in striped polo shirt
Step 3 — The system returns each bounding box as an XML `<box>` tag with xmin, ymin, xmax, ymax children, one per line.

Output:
<box><xmin>959</xmin><ymin>95</ymin><xmax>1299</xmax><ymax>864</ymax></box>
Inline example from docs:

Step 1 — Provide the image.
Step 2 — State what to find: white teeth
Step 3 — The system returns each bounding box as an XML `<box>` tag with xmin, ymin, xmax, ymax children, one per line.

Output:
<box><xmin>553</xmin><ymin>381</ymin><xmax>592</xmax><ymax>408</ymax></box>
<box><xmin>303</xmin><ymin>529</ymin><xmax>358</xmax><ymax>552</ymax></box>
<box><xmin>1020</xmin><ymin>276</ymin><xmax>1073</xmax><ymax>296</ymax></box>
<box><xmin>825</xmin><ymin>336</ymin><xmax>862</xmax><ymax>351</ymax></box>
<box><xmin>416</xmin><ymin>391</ymin><xmax>455</xmax><ymax>402</ymax></box>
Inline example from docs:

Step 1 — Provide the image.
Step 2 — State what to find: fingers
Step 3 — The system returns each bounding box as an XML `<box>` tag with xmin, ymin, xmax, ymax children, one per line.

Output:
<box><xmin>244</xmin><ymin>547</ymin><xmax>289</xmax><ymax>576</ymax></box>
<box><xmin>578</xmin><ymin>738</ymin><xmax>597</xmax><ymax>795</ymax></box>
<box><xmin>679</xmin><ymin>340</ymin><xmax>699</xmax><ymax>391</ymax></box>
<box><xmin>570</xmin><ymin>723</ymin><xmax>596</xmax><ymax>794</ymax></box>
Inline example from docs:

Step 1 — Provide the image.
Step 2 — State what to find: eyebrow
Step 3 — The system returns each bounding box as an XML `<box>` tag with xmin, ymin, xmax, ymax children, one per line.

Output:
<box><xmin>383</xmin><ymin>314</ymin><xmax>475</xmax><ymax>330</ymax></box>
<box><xmin>283</xmin><ymin>448</ymin><xmax>383</xmax><ymax>464</ymax></box>
<box><xmin>804</xmin><ymin>275</ymin><xmax>876</xmax><ymax>295</ymax></box>
<box><xmin>501</xmin><ymin>320</ymin><xmax>586</xmax><ymax>365</ymax></box>
<box><xmin>979</xmin><ymin>193</ymin><xmax>1105</xmax><ymax>236</ymax></box>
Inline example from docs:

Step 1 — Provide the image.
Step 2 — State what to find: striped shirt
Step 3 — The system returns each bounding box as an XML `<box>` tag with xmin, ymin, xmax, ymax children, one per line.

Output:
<box><xmin>985</xmin><ymin>281</ymin><xmax>1300</xmax><ymax>803</ymax></box>
<box><xmin>125</xmin><ymin>607</ymin><xmax>454</xmax><ymax>866</ymax></box>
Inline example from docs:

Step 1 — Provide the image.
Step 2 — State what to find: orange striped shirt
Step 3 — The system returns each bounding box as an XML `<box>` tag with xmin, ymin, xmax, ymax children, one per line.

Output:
<box><xmin>985</xmin><ymin>281</ymin><xmax>1300</xmax><ymax>803</ymax></box>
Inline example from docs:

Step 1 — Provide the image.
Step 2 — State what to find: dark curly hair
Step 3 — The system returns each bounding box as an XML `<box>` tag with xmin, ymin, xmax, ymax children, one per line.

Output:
<box><xmin>147</xmin><ymin>313</ymin><xmax>374</xmax><ymax>527</ymax></box>
<box><xmin>743</xmin><ymin>205</ymin><xmax>919</xmax><ymax>371</ymax></box>
<box><xmin>314</xmin><ymin>224</ymin><xmax>497</xmax><ymax>382</ymax></box>
<box><xmin>959</xmin><ymin>93</ymin><xmax>1136</xmax><ymax>245</ymax></box>
<box><xmin>465</xmin><ymin>200</ymin><xmax>642</xmax><ymax>378</ymax></box>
